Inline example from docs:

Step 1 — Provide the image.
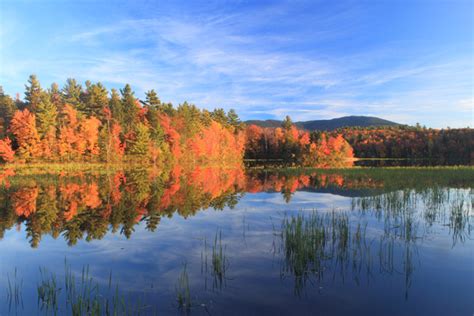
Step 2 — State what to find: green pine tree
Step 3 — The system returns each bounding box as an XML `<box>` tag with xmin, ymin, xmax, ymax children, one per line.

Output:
<box><xmin>84</xmin><ymin>82</ymin><xmax>109</xmax><ymax>119</ymax></box>
<box><xmin>0</xmin><ymin>86</ymin><xmax>17</xmax><ymax>137</ymax></box>
<box><xmin>109</xmin><ymin>88</ymin><xmax>124</xmax><ymax>125</ymax></box>
<box><xmin>145</xmin><ymin>89</ymin><xmax>161</xmax><ymax>107</ymax></box>
<box><xmin>24</xmin><ymin>74</ymin><xmax>42</xmax><ymax>112</ymax></box>
<box><xmin>130</xmin><ymin>123</ymin><xmax>151</xmax><ymax>157</ymax></box>
<box><xmin>36</xmin><ymin>92</ymin><xmax>58</xmax><ymax>137</ymax></box>
<box><xmin>120</xmin><ymin>84</ymin><xmax>139</xmax><ymax>133</ymax></box>
<box><xmin>282</xmin><ymin>115</ymin><xmax>293</xmax><ymax>130</ymax></box>
<box><xmin>62</xmin><ymin>78</ymin><xmax>83</xmax><ymax>110</ymax></box>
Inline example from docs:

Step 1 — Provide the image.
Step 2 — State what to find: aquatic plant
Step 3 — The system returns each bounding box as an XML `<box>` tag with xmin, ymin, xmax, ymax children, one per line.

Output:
<box><xmin>6</xmin><ymin>267</ymin><xmax>23</xmax><ymax>312</ymax></box>
<box><xmin>176</xmin><ymin>263</ymin><xmax>191</xmax><ymax>312</ymax></box>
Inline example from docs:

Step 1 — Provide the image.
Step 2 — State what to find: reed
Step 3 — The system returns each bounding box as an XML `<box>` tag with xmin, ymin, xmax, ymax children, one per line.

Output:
<box><xmin>211</xmin><ymin>230</ymin><xmax>228</xmax><ymax>290</ymax></box>
<box><xmin>176</xmin><ymin>263</ymin><xmax>191</xmax><ymax>312</ymax></box>
<box><xmin>6</xmin><ymin>267</ymin><xmax>23</xmax><ymax>311</ymax></box>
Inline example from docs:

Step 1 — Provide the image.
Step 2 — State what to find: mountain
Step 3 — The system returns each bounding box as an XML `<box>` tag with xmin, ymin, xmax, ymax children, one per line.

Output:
<box><xmin>245</xmin><ymin>116</ymin><xmax>401</xmax><ymax>131</ymax></box>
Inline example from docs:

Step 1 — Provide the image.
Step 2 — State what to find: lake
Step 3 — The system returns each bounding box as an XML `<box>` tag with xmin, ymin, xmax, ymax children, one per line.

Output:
<box><xmin>1</xmin><ymin>166</ymin><xmax>473</xmax><ymax>315</ymax></box>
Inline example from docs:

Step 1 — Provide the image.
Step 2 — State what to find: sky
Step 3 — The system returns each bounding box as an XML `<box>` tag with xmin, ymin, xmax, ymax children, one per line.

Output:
<box><xmin>0</xmin><ymin>0</ymin><xmax>473</xmax><ymax>127</ymax></box>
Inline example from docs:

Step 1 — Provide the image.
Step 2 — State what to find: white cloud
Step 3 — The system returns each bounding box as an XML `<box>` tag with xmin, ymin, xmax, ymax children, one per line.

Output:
<box><xmin>1</xmin><ymin>3</ymin><xmax>472</xmax><ymax>128</ymax></box>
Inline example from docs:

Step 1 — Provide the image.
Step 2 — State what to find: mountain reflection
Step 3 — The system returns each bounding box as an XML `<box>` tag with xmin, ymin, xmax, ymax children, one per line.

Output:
<box><xmin>0</xmin><ymin>167</ymin><xmax>472</xmax><ymax>248</ymax></box>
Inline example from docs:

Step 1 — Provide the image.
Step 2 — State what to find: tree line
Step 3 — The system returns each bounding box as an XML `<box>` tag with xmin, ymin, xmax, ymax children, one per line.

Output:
<box><xmin>5</xmin><ymin>76</ymin><xmax>469</xmax><ymax>166</ymax></box>
<box><xmin>338</xmin><ymin>126</ymin><xmax>473</xmax><ymax>164</ymax></box>
<box><xmin>245</xmin><ymin>116</ymin><xmax>354</xmax><ymax>167</ymax></box>
<box><xmin>0</xmin><ymin>75</ymin><xmax>245</xmax><ymax>165</ymax></box>
<box><xmin>0</xmin><ymin>75</ymin><xmax>354</xmax><ymax>167</ymax></box>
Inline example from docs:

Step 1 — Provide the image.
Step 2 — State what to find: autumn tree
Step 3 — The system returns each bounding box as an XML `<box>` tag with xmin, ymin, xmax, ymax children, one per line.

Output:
<box><xmin>80</xmin><ymin>116</ymin><xmax>101</xmax><ymax>158</ymax></box>
<box><xmin>10</xmin><ymin>109</ymin><xmax>41</xmax><ymax>160</ymax></box>
<box><xmin>0</xmin><ymin>138</ymin><xmax>15</xmax><ymax>162</ymax></box>
<box><xmin>58</xmin><ymin>104</ymin><xmax>82</xmax><ymax>160</ymax></box>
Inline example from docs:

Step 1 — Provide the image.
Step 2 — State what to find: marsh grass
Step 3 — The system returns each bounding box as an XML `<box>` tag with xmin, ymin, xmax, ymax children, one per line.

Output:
<box><xmin>6</xmin><ymin>267</ymin><xmax>23</xmax><ymax>312</ymax></box>
<box><xmin>200</xmin><ymin>230</ymin><xmax>230</xmax><ymax>292</ymax></box>
<box><xmin>277</xmin><ymin>209</ymin><xmax>424</xmax><ymax>296</ymax></box>
<box><xmin>449</xmin><ymin>197</ymin><xmax>473</xmax><ymax>247</ymax></box>
<box><xmin>3</xmin><ymin>260</ymin><xmax>149</xmax><ymax>315</ymax></box>
<box><xmin>37</xmin><ymin>267</ymin><xmax>60</xmax><ymax>314</ymax></box>
<box><xmin>211</xmin><ymin>230</ymin><xmax>228</xmax><ymax>290</ymax></box>
<box><xmin>176</xmin><ymin>263</ymin><xmax>191</xmax><ymax>312</ymax></box>
<box><xmin>278</xmin><ymin>211</ymin><xmax>353</xmax><ymax>294</ymax></box>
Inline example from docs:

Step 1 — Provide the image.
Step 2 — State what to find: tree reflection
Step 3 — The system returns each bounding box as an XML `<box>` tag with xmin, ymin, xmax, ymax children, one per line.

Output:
<box><xmin>0</xmin><ymin>167</ymin><xmax>471</xmax><ymax>249</ymax></box>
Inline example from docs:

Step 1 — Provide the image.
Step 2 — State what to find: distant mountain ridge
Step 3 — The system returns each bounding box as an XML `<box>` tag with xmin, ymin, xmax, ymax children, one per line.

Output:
<box><xmin>245</xmin><ymin>116</ymin><xmax>401</xmax><ymax>131</ymax></box>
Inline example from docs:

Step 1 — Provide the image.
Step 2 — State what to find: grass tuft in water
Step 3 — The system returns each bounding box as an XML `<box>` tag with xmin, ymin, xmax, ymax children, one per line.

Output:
<box><xmin>176</xmin><ymin>262</ymin><xmax>191</xmax><ymax>312</ymax></box>
<box><xmin>6</xmin><ymin>267</ymin><xmax>23</xmax><ymax>312</ymax></box>
<box><xmin>211</xmin><ymin>230</ymin><xmax>229</xmax><ymax>290</ymax></box>
<box><xmin>37</xmin><ymin>267</ymin><xmax>61</xmax><ymax>314</ymax></box>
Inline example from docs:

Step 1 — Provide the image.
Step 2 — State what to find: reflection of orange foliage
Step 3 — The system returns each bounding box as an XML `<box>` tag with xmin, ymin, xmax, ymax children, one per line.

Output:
<box><xmin>111</xmin><ymin>172</ymin><xmax>126</xmax><ymax>205</ymax></box>
<box><xmin>0</xmin><ymin>168</ymin><xmax>15</xmax><ymax>188</ymax></box>
<box><xmin>159</xmin><ymin>165</ymin><xmax>182</xmax><ymax>208</ymax></box>
<box><xmin>189</xmin><ymin>166</ymin><xmax>245</xmax><ymax>198</ymax></box>
<box><xmin>12</xmin><ymin>187</ymin><xmax>39</xmax><ymax>218</ymax></box>
<box><xmin>2</xmin><ymin>166</ymin><xmax>389</xmax><ymax>247</ymax></box>
<box><xmin>60</xmin><ymin>183</ymin><xmax>101</xmax><ymax>221</ymax></box>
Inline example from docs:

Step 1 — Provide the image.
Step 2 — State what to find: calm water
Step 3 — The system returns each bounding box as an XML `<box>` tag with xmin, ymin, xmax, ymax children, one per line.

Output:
<box><xmin>0</xmin><ymin>167</ymin><xmax>473</xmax><ymax>315</ymax></box>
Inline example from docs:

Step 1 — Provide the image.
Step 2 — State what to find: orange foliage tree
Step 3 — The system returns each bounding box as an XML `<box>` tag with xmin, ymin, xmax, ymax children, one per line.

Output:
<box><xmin>0</xmin><ymin>138</ymin><xmax>15</xmax><ymax>162</ymax></box>
<box><xmin>10</xmin><ymin>109</ymin><xmax>41</xmax><ymax>160</ymax></box>
<box><xmin>245</xmin><ymin>123</ymin><xmax>354</xmax><ymax>167</ymax></box>
<box><xmin>188</xmin><ymin>121</ymin><xmax>245</xmax><ymax>164</ymax></box>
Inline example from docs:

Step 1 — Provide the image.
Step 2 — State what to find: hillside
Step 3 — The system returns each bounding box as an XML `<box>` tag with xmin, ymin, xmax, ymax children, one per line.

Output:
<box><xmin>245</xmin><ymin>116</ymin><xmax>401</xmax><ymax>131</ymax></box>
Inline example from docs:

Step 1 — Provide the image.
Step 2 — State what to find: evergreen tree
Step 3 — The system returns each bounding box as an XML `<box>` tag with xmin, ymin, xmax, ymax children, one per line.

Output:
<box><xmin>130</xmin><ymin>123</ymin><xmax>151</xmax><ymax>157</ymax></box>
<box><xmin>211</xmin><ymin>108</ymin><xmax>228</xmax><ymax>126</ymax></box>
<box><xmin>84</xmin><ymin>82</ymin><xmax>109</xmax><ymax>119</ymax></box>
<box><xmin>145</xmin><ymin>105</ymin><xmax>166</xmax><ymax>145</ymax></box>
<box><xmin>24</xmin><ymin>74</ymin><xmax>42</xmax><ymax>112</ymax></box>
<box><xmin>36</xmin><ymin>92</ymin><xmax>57</xmax><ymax>137</ymax></box>
<box><xmin>227</xmin><ymin>108</ymin><xmax>243</xmax><ymax>132</ymax></box>
<box><xmin>145</xmin><ymin>89</ymin><xmax>161</xmax><ymax>107</ymax></box>
<box><xmin>109</xmin><ymin>88</ymin><xmax>124</xmax><ymax>126</ymax></box>
<box><xmin>177</xmin><ymin>102</ymin><xmax>202</xmax><ymax>139</ymax></box>
<box><xmin>282</xmin><ymin>115</ymin><xmax>293</xmax><ymax>130</ymax></box>
<box><xmin>0</xmin><ymin>86</ymin><xmax>17</xmax><ymax>137</ymax></box>
<box><xmin>62</xmin><ymin>78</ymin><xmax>83</xmax><ymax>110</ymax></box>
<box><xmin>48</xmin><ymin>83</ymin><xmax>63</xmax><ymax>111</ymax></box>
<box><xmin>120</xmin><ymin>84</ymin><xmax>139</xmax><ymax>133</ymax></box>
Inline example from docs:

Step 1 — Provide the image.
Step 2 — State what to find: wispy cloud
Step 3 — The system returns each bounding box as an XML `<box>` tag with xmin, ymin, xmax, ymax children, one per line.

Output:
<box><xmin>0</xmin><ymin>1</ymin><xmax>472</xmax><ymax>127</ymax></box>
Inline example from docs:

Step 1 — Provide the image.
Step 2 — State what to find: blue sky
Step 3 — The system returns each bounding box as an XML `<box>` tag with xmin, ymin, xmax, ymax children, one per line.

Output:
<box><xmin>0</xmin><ymin>0</ymin><xmax>472</xmax><ymax>127</ymax></box>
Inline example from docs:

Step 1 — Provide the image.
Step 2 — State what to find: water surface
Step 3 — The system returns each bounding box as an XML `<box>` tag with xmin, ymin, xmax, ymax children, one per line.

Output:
<box><xmin>1</xmin><ymin>167</ymin><xmax>473</xmax><ymax>315</ymax></box>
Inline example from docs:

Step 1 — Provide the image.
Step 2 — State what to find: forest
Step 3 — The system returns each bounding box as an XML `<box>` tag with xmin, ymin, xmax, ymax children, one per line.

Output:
<box><xmin>0</xmin><ymin>75</ymin><xmax>472</xmax><ymax>167</ymax></box>
<box><xmin>339</xmin><ymin>126</ymin><xmax>473</xmax><ymax>165</ymax></box>
<box><xmin>0</xmin><ymin>76</ymin><xmax>354</xmax><ymax>167</ymax></box>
